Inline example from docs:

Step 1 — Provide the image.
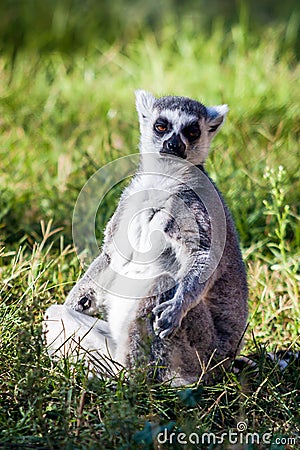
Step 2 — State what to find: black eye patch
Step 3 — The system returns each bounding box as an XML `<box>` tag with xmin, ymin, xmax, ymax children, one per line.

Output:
<box><xmin>182</xmin><ymin>123</ymin><xmax>201</xmax><ymax>141</ymax></box>
<box><xmin>154</xmin><ymin>118</ymin><xmax>171</xmax><ymax>134</ymax></box>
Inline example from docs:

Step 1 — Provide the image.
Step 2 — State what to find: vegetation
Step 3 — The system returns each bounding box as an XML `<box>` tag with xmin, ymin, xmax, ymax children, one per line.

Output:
<box><xmin>0</xmin><ymin>2</ymin><xmax>299</xmax><ymax>448</ymax></box>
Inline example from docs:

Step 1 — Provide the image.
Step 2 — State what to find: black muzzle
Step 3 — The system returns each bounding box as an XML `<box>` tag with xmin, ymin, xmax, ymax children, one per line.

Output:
<box><xmin>160</xmin><ymin>133</ymin><xmax>186</xmax><ymax>159</ymax></box>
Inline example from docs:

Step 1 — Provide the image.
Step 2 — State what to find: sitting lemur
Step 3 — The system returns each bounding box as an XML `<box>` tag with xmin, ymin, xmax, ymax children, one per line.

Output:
<box><xmin>44</xmin><ymin>90</ymin><xmax>249</xmax><ymax>385</ymax></box>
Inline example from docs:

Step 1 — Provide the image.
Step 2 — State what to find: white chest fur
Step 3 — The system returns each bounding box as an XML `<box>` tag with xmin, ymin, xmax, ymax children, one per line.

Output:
<box><xmin>108</xmin><ymin>171</ymin><xmax>178</xmax><ymax>280</ymax></box>
<box><xmin>105</xmin><ymin>168</ymin><xmax>183</xmax><ymax>350</ymax></box>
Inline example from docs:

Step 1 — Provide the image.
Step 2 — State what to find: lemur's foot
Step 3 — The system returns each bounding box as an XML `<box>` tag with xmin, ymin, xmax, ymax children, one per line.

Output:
<box><xmin>74</xmin><ymin>290</ymin><xmax>96</xmax><ymax>315</ymax></box>
<box><xmin>77</xmin><ymin>295</ymin><xmax>92</xmax><ymax>311</ymax></box>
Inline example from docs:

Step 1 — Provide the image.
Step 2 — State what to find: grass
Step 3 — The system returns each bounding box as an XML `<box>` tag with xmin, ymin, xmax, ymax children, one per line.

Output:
<box><xmin>0</xmin><ymin>11</ymin><xmax>299</xmax><ymax>450</ymax></box>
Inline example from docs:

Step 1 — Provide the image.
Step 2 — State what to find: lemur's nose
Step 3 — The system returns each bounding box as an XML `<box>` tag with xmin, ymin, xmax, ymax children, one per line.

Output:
<box><xmin>167</xmin><ymin>140</ymin><xmax>177</xmax><ymax>150</ymax></box>
<box><xmin>161</xmin><ymin>133</ymin><xmax>186</xmax><ymax>158</ymax></box>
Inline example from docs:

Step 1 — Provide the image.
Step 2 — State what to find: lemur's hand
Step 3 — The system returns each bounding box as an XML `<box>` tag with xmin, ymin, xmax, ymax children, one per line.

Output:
<box><xmin>153</xmin><ymin>294</ymin><xmax>184</xmax><ymax>339</ymax></box>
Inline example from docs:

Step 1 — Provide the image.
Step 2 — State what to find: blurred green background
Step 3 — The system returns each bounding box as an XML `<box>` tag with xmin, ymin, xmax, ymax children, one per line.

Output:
<box><xmin>0</xmin><ymin>0</ymin><xmax>299</xmax><ymax>55</ymax></box>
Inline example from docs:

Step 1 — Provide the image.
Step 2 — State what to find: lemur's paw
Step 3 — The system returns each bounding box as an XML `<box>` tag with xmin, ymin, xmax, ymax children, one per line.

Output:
<box><xmin>152</xmin><ymin>297</ymin><xmax>183</xmax><ymax>339</ymax></box>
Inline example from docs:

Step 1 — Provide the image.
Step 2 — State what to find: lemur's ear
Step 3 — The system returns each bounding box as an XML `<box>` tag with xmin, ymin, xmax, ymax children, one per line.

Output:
<box><xmin>206</xmin><ymin>105</ymin><xmax>229</xmax><ymax>135</ymax></box>
<box><xmin>135</xmin><ymin>90</ymin><xmax>156</xmax><ymax>121</ymax></box>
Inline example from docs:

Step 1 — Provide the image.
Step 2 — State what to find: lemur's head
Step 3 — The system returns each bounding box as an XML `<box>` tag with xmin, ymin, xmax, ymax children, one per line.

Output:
<box><xmin>135</xmin><ymin>90</ymin><xmax>228</xmax><ymax>165</ymax></box>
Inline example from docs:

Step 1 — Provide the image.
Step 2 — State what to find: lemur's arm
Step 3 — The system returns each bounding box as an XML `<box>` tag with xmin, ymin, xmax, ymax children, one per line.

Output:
<box><xmin>153</xmin><ymin>193</ymin><xmax>213</xmax><ymax>338</ymax></box>
<box><xmin>153</xmin><ymin>248</ymin><xmax>211</xmax><ymax>338</ymax></box>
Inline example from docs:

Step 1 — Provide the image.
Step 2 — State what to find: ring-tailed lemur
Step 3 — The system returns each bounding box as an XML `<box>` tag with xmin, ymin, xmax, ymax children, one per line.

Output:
<box><xmin>44</xmin><ymin>91</ymin><xmax>249</xmax><ymax>385</ymax></box>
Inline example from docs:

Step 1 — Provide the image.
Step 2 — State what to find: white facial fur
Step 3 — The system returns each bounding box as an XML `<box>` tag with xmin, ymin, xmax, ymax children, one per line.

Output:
<box><xmin>135</xmin><ymin>90</ymin><xmax>228</xmax><ymax>165</ymax></box>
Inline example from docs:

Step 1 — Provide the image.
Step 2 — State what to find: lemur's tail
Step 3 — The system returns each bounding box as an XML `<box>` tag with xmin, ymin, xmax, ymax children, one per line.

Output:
<box><xmin>43</xmin><ymin>304</ymin><xmax>121</xmax><ymax>378</ymax></box>
<box><xmin>233</xmin><ymin>350</ymin><xmax>299</xmax><ymax>374</ymax></box>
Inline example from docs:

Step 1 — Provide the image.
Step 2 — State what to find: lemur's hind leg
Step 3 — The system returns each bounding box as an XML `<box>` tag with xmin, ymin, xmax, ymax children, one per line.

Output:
<box><xmin>127</xmin><ymin>274</ymin><xmax>178</xmax><ymax>380</ymax></box>
<box><xmin>64</xmin><ymin>252</ymin><xmax>111</xmax><ymax>315</ymax></box>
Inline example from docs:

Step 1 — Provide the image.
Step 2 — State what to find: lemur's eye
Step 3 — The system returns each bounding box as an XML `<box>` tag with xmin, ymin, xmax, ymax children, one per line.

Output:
<box><xmin>155</xmin><ymin>124</ymin><xmax>167</xmax><ymax>132</ymax></box>
<box><xmin>154</xmin><ymin>120</ymin><xmax>169</xmax><ymax>134</ymax></box>
<box><xmin>183</xmin><ymin>124</ymin><xmax>200</xmax><ymax>141</ymax></box>
<box><xmin>189</xmin><ymin>130</ymin><xmax>199</xmax><ymax>138</ymax></box>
